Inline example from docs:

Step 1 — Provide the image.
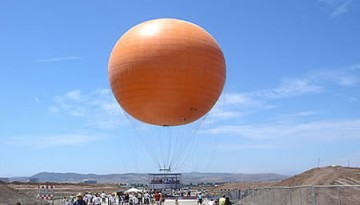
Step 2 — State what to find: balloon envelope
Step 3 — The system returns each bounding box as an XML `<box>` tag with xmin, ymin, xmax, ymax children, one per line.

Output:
<box><xmin>108</xmin><ymin>18</ymin><xmax>226</xmax><ymax>126</ymax></box>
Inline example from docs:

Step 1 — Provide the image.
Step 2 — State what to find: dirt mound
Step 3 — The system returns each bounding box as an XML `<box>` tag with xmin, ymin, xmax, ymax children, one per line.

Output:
<box><xmin>275</xmin><ymin>166</ymin><xmax>360</xmax><ymax>187</ymax></box>
<box><xmin>0</xmin><ymin>183</ymin><xmax>40</xmax><ymax>204</ymax></box>
<box><xmin>209</xmin><ymin>166</ymin><xmax>360</xmax><ymax>192</ymax></box>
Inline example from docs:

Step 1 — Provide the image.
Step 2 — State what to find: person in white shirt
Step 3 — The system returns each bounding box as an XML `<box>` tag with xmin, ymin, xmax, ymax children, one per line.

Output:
<box><xmin>92</xmin><ymin>194</ymin><xmax>101</xmax><ymax>205</ymax></box>
<box><xmin>208</xmin><ymin>199</ymin><xmax>215</xmax><ymax>205</ymax></box>
<box><xmin>144</xmin><ymin>192</ymin><xmax>150</xmax><ymax>205</ymax></box>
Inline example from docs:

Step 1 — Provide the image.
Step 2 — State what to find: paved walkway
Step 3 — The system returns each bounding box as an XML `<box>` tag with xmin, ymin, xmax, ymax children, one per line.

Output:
<box><xmin>164</xmin><ymin>199</ymin><xmax>207</xmax><ymax>205</ymax></box>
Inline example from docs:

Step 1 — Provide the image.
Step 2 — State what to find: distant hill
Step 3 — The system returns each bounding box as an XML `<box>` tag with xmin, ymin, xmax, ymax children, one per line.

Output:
<box><xmin>275</xmin><ymin>166</ymin><xmax>360</xmax><ymax>186</ymax></box>
<box><xmin>182</xmin><ymin>172</ymin><xmax>286</xmax><ymax>183</ymax></box>
<box><xmin>28</xmin><ymin>172</ymin><xmax>148</xmax><ymax>184</ymax></box>
<box><xmin>210</xmin><ymin>166</ymin><xmax>360</xmax><ymax>191</ymax></box>
<box><xmin>12</xmin><ymin>172</ymin><xmax>287</xmax><ymax>184</ymax></box>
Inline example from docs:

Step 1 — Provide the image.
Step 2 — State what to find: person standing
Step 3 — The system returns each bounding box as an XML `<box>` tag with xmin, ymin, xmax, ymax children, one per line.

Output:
<box><xmin>219</xmin><ymin>195</ymin><xmax>226</xmax><ymax>205</ymax></box>
<box><xmin>92</xmin><ymin>193</ymin><xmax>101</xmax><ymax>205</ymax></box>
<box><xmin>101</xmin><ymin>191</ymin><xmax>107</xmax><ymax>204</ymax></box>
<box><xmin>73</xmin><ymin>193</ymin><xmax>87</xmax><ymax>205</ymax></box>
<box><xmin>109</xmin><ymin>194</ymin><xmax>116</xmax><ymax>205</ymax></box>
<box><xmin>160</xmin><ymin>193</ymin><xmax>165</xmax><ymax>205</ymax></box>
<box><xmin>224</xmin><ymin>197</ymin><xmax>233</xmax><ymax>205</ymax></box>
<box><xmin>197</xmin><ymin>193</ymin><xmax>203</xmax><ymax>205</ymax></box>
<box><xmin>144</xmin><ymin>192</ymin><xmax>150</xmax><ymax>205</ymax></box>
<box><xmin>125</xmin><ymin>193</ymin><xmax>130</xmax><ymax>205</ymax></box>
<box><xmin>154</xmin><ymin>192</ymin><xmax>161</xmax><ymax>205</ymax></box>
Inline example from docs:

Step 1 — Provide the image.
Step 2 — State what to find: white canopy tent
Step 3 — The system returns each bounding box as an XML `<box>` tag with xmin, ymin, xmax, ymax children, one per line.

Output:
<box><xmin>124</xmin><ymin>187</ymin><xmax>142</xmax><ymax>194</ymax></box>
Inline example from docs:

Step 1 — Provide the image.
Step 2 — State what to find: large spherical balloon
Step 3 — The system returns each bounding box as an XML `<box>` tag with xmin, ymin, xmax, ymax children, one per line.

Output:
<box><xmin>108</xmin><ymin>18</ymin><xmax>226</xmax><ymax>126</ymax></box>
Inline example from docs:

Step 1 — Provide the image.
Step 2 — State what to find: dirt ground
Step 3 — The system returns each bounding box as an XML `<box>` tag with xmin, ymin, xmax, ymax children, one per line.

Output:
<box><xmin>0</xmin><ymin>182</ymin><xmax>119</xmax><ymax>205</ymax></box>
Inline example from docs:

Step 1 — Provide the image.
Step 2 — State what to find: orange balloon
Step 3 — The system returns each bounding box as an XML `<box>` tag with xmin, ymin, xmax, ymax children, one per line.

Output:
<box><xmin>108</xmin><ymin>18</ymin><xmax>226</xmax><ymax>126</ymax></box>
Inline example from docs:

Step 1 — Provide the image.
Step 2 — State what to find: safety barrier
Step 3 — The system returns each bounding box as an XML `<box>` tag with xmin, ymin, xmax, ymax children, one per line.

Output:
<box><xmin>217</xmin><ymin>185</ymin><xmax>360</xmax><ymax>205</ymax></box>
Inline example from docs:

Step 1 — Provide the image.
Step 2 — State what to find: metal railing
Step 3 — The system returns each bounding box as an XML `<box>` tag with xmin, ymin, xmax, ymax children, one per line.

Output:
<box><xmin>216</xmin><ymin>185</ymin><xmax>360</xmax><ymax>205</ymax></box>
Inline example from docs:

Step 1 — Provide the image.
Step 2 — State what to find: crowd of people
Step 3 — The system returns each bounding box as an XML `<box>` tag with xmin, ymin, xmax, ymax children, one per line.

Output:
<box><xmin>64</xmin><ymin>190</ymin><xmax>232</xmax><ymax>205</ymax></box>
<box><xmin>64</xmin><ymin>190</ymin><xmax>167</xmax><ymax>205</ymax></box>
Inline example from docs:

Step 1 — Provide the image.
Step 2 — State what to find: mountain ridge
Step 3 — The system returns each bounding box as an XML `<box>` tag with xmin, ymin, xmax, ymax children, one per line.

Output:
<box><xmin>8</xmin><ymin>172</ymin><xmax>288</xmax><ymax>184</ymax></box>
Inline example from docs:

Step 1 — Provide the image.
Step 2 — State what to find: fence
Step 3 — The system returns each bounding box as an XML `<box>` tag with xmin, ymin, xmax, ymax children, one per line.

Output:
<box><xmin>217</xmin><ymin>185</ymin><xmax>360</xmax><ymax>205</ymax></box>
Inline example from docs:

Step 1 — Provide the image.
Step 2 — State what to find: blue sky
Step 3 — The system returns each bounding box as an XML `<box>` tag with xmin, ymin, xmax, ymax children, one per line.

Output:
<box><xmin>1</xmin><ymin>0</ymin><xmax>360</xmax><ymax>177</ymax></box>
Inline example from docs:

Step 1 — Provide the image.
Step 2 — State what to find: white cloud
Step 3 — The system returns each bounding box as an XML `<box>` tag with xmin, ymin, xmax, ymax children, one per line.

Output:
<box><xmin>204</xmin><ymin>119</ymin><xmax>360</xmax><ymax>141</ymax></box>
<box><xmin>208</xmin><ymin>69</ymin><xmax>346</xmax><ymax>122</ymax></box>
<box><xmin>346</xmin><ymin>97</ymin><xmax>358</xmax><ymax>102</ymax></box>
<box><xmin>350</xmin><ymin>64</ymin><xmax>360</xmax><ymax>70</ymax></box>
<box><xmin>268</xmin><ymin>111</ymin><xmax>318</xmax><ymax>124</ymax></box>
<box><xmin>331</xmin><ymin>0</ymin><xmax>352</xmax><ymax>17</ymax></box>
<box><xmin>206</xmin><ymin>93</ymin><xmax>260</xmax><ymax>122</ymax></box>
<box><xmin>51</xmin><ymin>89</ymin><xmax>99</xmax><ymax>116</ymax></box>
<box><xmin>282</xmin><ymin>111</ymin><xmax>316</xmax><ymax>118</ymax></box>
<box><xmin>64</xmin><ymin>90</ymin><xmax>82</xmax><ymax>101</ymax></box>
<box><xmin>309</xmin><ymin>69</ymin><xmax>358</xmax><ymax>87</ymax></box>
<box><xmin>251</xmin><ymin>79</ymin><xmax>323</xmax><ymax>99</ymax></box>
<box><xmin>69</xmin><ymin>106</ymin><xmax>87</xmax><ymax>117</ymax></box>
<box><xmin>49</xmin><ymin>88</ymin><xmax>126</xmax><ymax>129</ymax></box>
<box><xmin>48</xmin><ymin>105</ymin><xmax>60</xmax><ymax>113</ymax></box>
<box><xmin>34</xmin><ymin>97</ymin><xmax>40</xmax><ymax>103</ymax></box>
<box><xmin>49</xmin><ymin>91</ymin><xmax>87</xmax><ymax>116</ymax></box>
<box><xmin>338</xmin><ymin>76</ymin><xmax>357</xmax><ymax>86</ymax></box>
<box><xmin>249</xmin><ymin>67</ymin><xmax>358</xmax><ymax>100</ymax></box>
<box><xmin>34</xmin><ymin>56</ymin><xmax>81</xmax><ymax>63</ymax></box>
<box><xmin>216</xmin><ymin>64</ymin><xmax>358</xmax><ymax>118</ymax></box>
<box><xmin>209</xmin><ymin>109</ymin><xmax>244</xmax><ymax>119</ymax></box>
<box><xmin>214</xmin><ymin>143</ymin><xmax>280</xmax><ymax>151</ymax></box>
<box><xmin>5</xmin><ymin>133</ymin><xmax>103</xmax><ymax>148</ymax></box>
<box><xmin>319</xmin><ymin>0</ymin><xmax>353</xmax><ymax>17</ymax></box>
<box><xmin>221</xmin><ymin>93</ymin><xmax>257</xmax><ymax>105</ymax></box>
